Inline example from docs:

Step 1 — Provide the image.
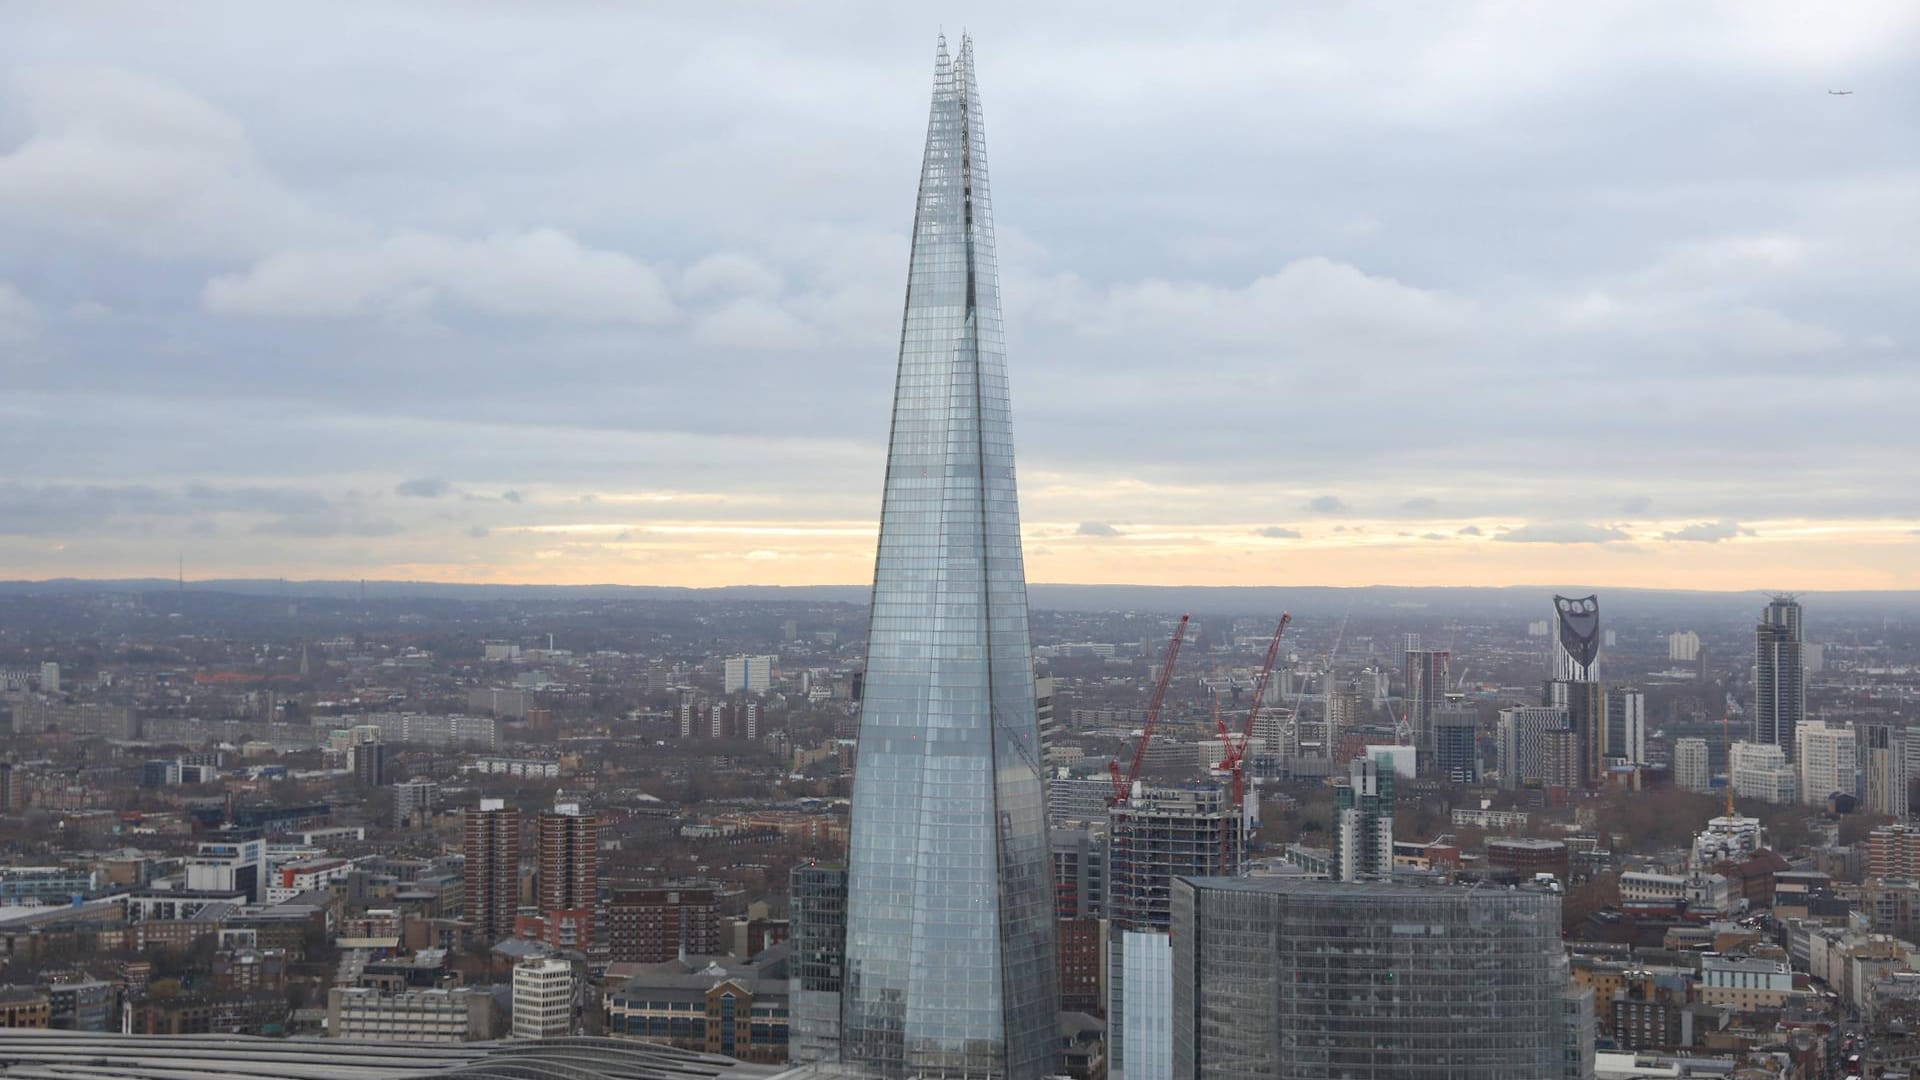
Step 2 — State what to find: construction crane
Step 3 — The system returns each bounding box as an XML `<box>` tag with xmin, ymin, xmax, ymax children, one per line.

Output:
<box><xmin>1213</xmin><ymin>613</ymin><xmax>1291</xmax><ymax>813</ymax></box>
<box><xmin>1109</xmin><ymin>613</ymin><xmax>1190</xmax><ymax>805</ymax></box>
<box><xmin>1325</xmin><ymin>608</ymin><xmax>1351</xmax><ymax>670</ymax></box>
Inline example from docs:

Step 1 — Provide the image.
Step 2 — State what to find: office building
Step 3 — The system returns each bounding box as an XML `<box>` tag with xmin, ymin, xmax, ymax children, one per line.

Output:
<box><xmin>607</xmin><ymin>883</ymin><xmax>719</xmax><ymax>963</ymax></box>
<box><xmin>1546</xmin><ymin>679</ymin><xmax>1605</xmax><ymax>786</ymax></box>
<box><xmin>393</xmin><ymin>779</ymin><xmax>438</xmax><ymax>827</ymax></box>
<box><xmin>1324</xmin><ymin>683</ymin><xmax>1364</xmax><ymax>743</ymax></box>
<box><xmin>352</xmin><ymin>741</ymin><xmax>388</xmax><ymax>788</ymax></box>
<box><xmin>1497</xmin><ymin>705</ymin><xmax>1571</xmax><ymax>790</ymax></box>
<box><xmin>1332</xmin><ymin>752</ymin><xmax>1394</xmax><ymax>882</ymax></box>
<box><xmin>463</xmin><ymin>799</ymin><xmax>521</xmax><ymax>945</ymax></box>
<box><xmin>1692</xmin><ymin>815</ymin><xmax>1764</xmax><ymax>869</ymax></box>
<box><xmin>1697</xmin><ymin>954</ymin><xmax>1794</xmax><ymax>1011</ymax></box>
<box><xmin>1402</xmin><ymin>649</ymin><xmax>1450</xmax><ymax>758</ymax></box>
<box><xmin>38</xmin><ymin>663</ymin><xmax>59</xmax><ymax>693</ymax></box>
<box><xmin>45</xmin><ymin>983</ymin><xmax>118</xmax><ymax>1033</ymax></box>
<box><xmin>604</xmin><ymin>951</ymin><xmax>791</xmax><ymax>1064</ymax></box>
<box><xmin>1673</xmin><ymin>737</ymin><xmax>1711</xmax><ymax>794</ymax></box>
<box><xmin>1171</xmin><ymin>877</ymin><xmax>1590</xmax><ymax>1080</ymax></box>
<box><xmin>1109</xmin><ymin>784</ymin><xmax>1244</xmax><ymax>1080</ymax></box>
<box><xmin>1551</xmin><ymin>594</ymin><xmax>1602</xmax><ymax>682</ymax></box>
<box><xmin>788</xmin><ymin>863</ymin><xmax>847</xmax><ymax>1064</ymax></box>
<box><xmin>0</xmin><ymin>761</ymin><xmax>15</xmax><ymax>814</ymax></box>
<box><xmin>0</xmin><ymin>866</ymin><xmax>97</xmax><ymax>904</ymax></box>
<box><xmin>511</xmin><ymin>956</ymin><xmax>574</xmax><ymax>1040</ymax></box>
<box><xmin>1754</xmin><ymin>596</ymin><xmax>1805</xmax><ymax>758</ymax></box>
<box><xmin>185</xmin><ymin>836</ymin><xmax>267</xmax><ymax>903</ymax></box>
<box><xmin>1051</xmin><ymin>826</ymin><xmax>1108</xmax><ymax>920</ymax></box>
<box><xmin>327</xmin><ymin>987</ymin><xmax>496</xmax><ymax>1044</ymax></box>
<box><xmin>346</xmin><ymin>712</ymin><xmax>498</xmax><ymax>750</ymax></box>
<box><xmin>1668</xmin><ymin>631</ymin><xmax>1700</xmax><ymax>662</ymax></box>
<box><xmin>1605</xmin><ymin>687</ymin><xmax>1645</xmax><ymax>764</ymax></box>
<box><xmin>1537</xmin><ymin>728</ymin><xmax>1583</xmax><ymax>790</ymax></box>
<box><xmin>1729</xmin><ymin>741</ymin><xmax>1797</xmax><ymax>805</ymax></box>
<box><xmin>1057</xmin><ymin>917</ymin><xmax>1103</xmax><ymax>1015</ymax></box>
<box><xmin>839</xmin><ymin>35</ymin><xmax>1057</xmax><ymax>1080</ymax></box>
<box><xmin>1868</xmin><ymin>823</ymin><xmax>1920</xmax><ymax>879</ymax></box>
<box><xmin>1048</xmin><ymin>776</ymin><xmax>1114</xmax><ymax>826</ymax></box>
<box><xmin>536</xmin><ymin>802</ymin><xmax>598</xmax><ymax>951</ymax></box>
<box><xmin>1487</xmin><ymin>838</ymin><xmax>1572</xmax><ymax>881</ymax></box>
<box><xmin>1430</xmin><ymin>705</ymin><xmax>1478</xmax><ymax>783</ymax></box>
<box><xmin>1795</xmin><ymin>719</ymin><xmax>1856</xmax><ymax>807</ymax></box>
<box><xmin>0</xmin><ymin>989</ymin><xmax>47</xmax><ymax>1029</ymax></box>
<box><xmin>1862</xmin><ymin>722</ymin><xmax>1908</xmax><ymax>820</ymax></box>
<box><xmin>724</xmin><ymin>655</ymin><xmax>777</xmax><ymax>694</ymax></box>
<box><xmin>1035</xmin><ymin>676</ymin><xmax>1058</xmax><ymax>760</ymax></box>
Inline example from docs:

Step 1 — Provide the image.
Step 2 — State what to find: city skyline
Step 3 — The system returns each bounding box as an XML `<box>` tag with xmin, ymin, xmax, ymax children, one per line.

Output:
<box><xmin>5</xmin><ymin>5</ymin><xmax>1920</xmax><ymax>590</ymax></box>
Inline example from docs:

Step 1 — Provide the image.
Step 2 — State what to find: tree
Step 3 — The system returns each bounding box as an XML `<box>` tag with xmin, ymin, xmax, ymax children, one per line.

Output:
<box><xmin>1563</xmin><ymin>872</ymin><xmax>1620</xmax><ymax>932</ymax></box>
<box><xmin>1841</xmin><ymin>813</ymin><xmax>1891</xmax><ymax>848</ymax></box>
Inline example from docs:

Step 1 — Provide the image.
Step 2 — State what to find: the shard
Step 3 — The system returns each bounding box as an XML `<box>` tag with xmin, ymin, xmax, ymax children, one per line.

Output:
<box><xmin>840</xmin><ymin>34</ymin><xmax>1058</xmax><ymax>1080</ymax></box>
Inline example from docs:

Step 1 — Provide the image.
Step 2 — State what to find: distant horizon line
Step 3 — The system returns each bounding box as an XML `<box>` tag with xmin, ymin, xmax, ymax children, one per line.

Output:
<box><xmin>3</xmin><ymin>575</ymin><xmax>1915</xmax><ymax>598</ymax></box>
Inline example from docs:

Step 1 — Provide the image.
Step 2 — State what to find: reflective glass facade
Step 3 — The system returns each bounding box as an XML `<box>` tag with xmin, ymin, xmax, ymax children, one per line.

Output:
<box><xmin>840</xmin><ymin>34</ymin><xmax>1057</xmax><ymax>1080</ymax></box>
<box><xmin>1172</xmin><ymin>877</ymin><xmax>1586</xmax><ymax>1080</ymax></box>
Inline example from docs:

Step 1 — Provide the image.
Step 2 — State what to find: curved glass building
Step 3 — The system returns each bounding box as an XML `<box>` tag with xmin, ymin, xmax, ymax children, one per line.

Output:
<box><xmin>839</xmin><ymin>34</ymin><xmax>1058</xmax><ymax>1080</ymax></box>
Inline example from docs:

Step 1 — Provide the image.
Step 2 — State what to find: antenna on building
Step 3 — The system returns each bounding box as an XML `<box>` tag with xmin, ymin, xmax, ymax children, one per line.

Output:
<box><xmin>178</xmin><ymin>553</ymin><xmax>184</xmax><ymax>592</ymax></box>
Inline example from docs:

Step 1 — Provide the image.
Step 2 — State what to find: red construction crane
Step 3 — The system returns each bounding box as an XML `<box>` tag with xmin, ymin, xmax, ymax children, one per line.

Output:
<box><xmin>1109</xmin><ymin>613</ymin><xmax>1190</xmax><ymax>805</ymax></box>
<box><xmin>1214</xmin><ymin>613</ymin><xmax>1291</xmax><ymax>811</ymax></box>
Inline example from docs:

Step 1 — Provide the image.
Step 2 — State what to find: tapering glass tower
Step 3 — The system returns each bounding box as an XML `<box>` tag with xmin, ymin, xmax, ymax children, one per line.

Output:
<box><xmin>841</xmin><ymin>34</ymin><xmax>1058</xmax><ymax>1080</ymax></box>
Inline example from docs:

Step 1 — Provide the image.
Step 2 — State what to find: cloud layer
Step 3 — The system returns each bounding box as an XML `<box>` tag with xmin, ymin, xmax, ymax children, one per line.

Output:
<box><xmin>2</xmin><ymin>3</ymin><xmax>1919</xmax><ymax>587</ymax></box>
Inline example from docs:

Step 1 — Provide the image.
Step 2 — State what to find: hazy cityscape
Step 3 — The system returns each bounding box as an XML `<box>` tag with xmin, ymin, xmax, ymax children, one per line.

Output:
<box><xmin>4</xmin><ymin>4</ymin><xmax>1920</xmax><ymax>1080</ymax></box>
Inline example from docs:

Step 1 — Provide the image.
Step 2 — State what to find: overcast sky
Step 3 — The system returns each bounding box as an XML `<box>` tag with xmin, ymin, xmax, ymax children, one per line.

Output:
<box><xmin>2</xmin><ymin>1</ymin><xmax>1917</xmax><ymax>590</ymax></box>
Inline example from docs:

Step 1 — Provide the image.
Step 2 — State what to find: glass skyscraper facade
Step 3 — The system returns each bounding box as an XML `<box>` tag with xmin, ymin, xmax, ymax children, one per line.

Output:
<box><xmin>840</xmin><ymin>34</ymin><xmax>1058</xmax><ymax>1080</ymax></box>
<box><xmin>1171</xmin><ymin>877</ymin><xmax>1591</xmax><ymax>1080</ymax></box>
<box><xmin>1755</xmin><ymin>595</ymin><xmax>1805</xmax><ymax>759</ymax></box>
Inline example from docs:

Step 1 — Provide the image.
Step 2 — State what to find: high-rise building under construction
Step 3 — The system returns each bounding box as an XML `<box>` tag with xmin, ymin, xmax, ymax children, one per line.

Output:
<box><xmin>1108</xmin><ymin>784</ymin><xmax>1243</xmax><ymax>1080</ymax></box>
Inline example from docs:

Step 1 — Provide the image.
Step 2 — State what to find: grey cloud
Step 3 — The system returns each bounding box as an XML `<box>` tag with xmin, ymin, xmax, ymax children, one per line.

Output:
<box><xmin>1076</xmin><ymin>521</ymin><xmax>1121</xmax><ymax>537</ymax></box>
<box><xmin>1494</xmin><ymin>522</ymin><xmax>1632</xmax><ymax>544</ymax></box>
<box><xmin>204</xmin><ymin>229</ymin><xmax>677</xmax><ymax>325</ymax></box>
<box><xmin>396</xmin><ymin>477</ymin><xmax>453</xmax><ymax>498</ymax></box>
<box><xmin>0</xmin><ymin>283</ymin><xmax>37</xmax><ymax>341</ymax></box>
<box><xmin>1254</xmin><ymin>526</ymin><xmax>1301</xmax><ymax>539</ymax></box>
<box><xmin>1457</xmin><ymin>525</ymin><xmax>1484</xmax><ymax>536</ymax></box>
<box><xmin>1421</xmin><ymin>532</ymin><xmax>1447</xmax><ymax>541</ymax></box>
<box><xmin>1304</xmin><ymin>496</ymin><xmax>1350</xmax><ymax>514</ymax></box>
<box><xmin>500</xmin><ymin>490</ymin><xmax>523</xmax><ymax>503</ymax></box>
<box><xmin>253</xmin><ymin>511</ymin><xmax>404</xmax><ymax>538</ymax></box>
<box><xmin>1401</xmin><ymin>497</ymin><xmax>1437</xmax><ymax>511</ymax></box>
<box><xmin>0</xmin><ymin>66</ymin><xmax>336</xmax><ymax>258</ymax></box>
<box><xmin>1027</xmin><ymin>257</ymin><xmax>1477</xmax><ymax>354</ymax></box>
<box><xmin>1661</xmin><ymin>520</ymin><xmax>1753</xmax><ymax>543</ymax></box>
<box><xmin>0</xmin><ymin>482</ymin><xmax>328</xmax><ymax>535</ymax></box>
<box><xmin>682</xmin><ymin>253</ymin><xmax>784</xmax><ymax>298</ymax></box>
<box><xmin>2</xmin><ymin>5</ymin><xmax>1919</xmax><ymax>577</ymax></box>
<box><xmin>1619</xmin><ymin>495</ymin><xmax>1653</xmax><ymax>514</ymax></box>
<box><xmin>466</xmin><ymin>524</ymin><xmax>491</xmax><ymax>538</ymax></box>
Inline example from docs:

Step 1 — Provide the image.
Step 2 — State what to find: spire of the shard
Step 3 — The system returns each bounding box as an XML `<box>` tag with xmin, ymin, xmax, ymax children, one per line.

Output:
<box><xmin>839</xmin><ymin>34</ymin><xmax>1058</xmax><ymax>1080</ymax></box>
